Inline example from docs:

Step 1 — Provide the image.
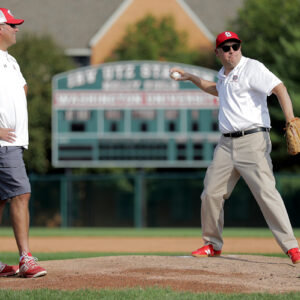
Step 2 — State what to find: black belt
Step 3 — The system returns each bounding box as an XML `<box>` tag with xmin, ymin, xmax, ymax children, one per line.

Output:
<box><xmin>223</xmin><ymin>127</ymin><xmax>270</xmax><ymax>138</ymax></box>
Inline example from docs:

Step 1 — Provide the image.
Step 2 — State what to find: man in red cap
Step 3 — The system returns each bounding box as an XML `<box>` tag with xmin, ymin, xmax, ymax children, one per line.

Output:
<box><xmin>170</xmin><ymin>31</ymin><xmax>300</xmax><ymax>264</ymax></box>
<box><xmin>0</xmin><ymin>8</ymin><xmax>47</xmax><ymax>278</ymax></box>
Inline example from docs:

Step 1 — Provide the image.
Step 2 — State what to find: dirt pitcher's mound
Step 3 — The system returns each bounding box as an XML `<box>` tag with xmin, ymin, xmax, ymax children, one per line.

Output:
<box><xmin>1</xmin><ymin>255</ymin><xmax>299</xmax><ymax>293</ymax></box>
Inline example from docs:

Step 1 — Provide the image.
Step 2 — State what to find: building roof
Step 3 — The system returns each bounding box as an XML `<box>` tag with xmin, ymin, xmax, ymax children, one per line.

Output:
<box><xmin>1</xmin><ymin>0</ymin><xmax>244</xmax><ymax>54</ymax></box>
<box><xmin>185</xmin><ymin>0</ymin><xmax>244</xmax><ymax>35</ymax></box>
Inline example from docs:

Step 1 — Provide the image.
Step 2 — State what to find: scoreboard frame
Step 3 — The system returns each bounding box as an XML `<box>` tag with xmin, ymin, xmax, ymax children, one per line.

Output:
<box><xmin>52</xmin><ymin>60</ymin><xmax>220</xmax><ymax>168</ymax></box>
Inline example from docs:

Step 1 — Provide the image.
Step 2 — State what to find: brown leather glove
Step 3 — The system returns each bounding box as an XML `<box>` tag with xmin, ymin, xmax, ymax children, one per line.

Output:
<box><xmin>285</xmin><ymin>117</ymin><xmax>300</xmax><ymax>155</ymax></box>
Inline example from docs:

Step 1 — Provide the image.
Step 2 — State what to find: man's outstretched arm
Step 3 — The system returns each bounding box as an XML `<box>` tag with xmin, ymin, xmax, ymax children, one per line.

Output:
<box><xmin>170</xmin><ymin>68</ymin><xmax>218</xmax><ymax>96</ymax></box>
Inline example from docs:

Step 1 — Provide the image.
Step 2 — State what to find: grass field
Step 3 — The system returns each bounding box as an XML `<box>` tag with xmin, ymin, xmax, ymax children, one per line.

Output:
<box><xmin>0</xmin><ymin>288</ymin><xmax>300</xmax><ymax>300</ymax></box>
<box><xmin>1</xmin><ymin>288</ymin><xmax>300</xmax><ymax>300</ymax></box>
<box><xmin>1</xmin><ymin>227</ymin><xmax>300</xmax><ymax>299</ymax></box>
<box><xmin>0</xmin><ymin>227</ymin><xmax>299</xmax><ymax>237</ymax></box>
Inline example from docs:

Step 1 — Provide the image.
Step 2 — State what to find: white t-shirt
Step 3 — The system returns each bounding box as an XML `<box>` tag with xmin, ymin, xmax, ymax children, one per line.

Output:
<box><xmin>0</xmin><ymin>50</ymin><xmax>28</xmax><ymax>148</ymax></box>
<box><xmin>216</xmin><ymin>56</ymin><xmax>281</xmax><ymax>133</ymax></box>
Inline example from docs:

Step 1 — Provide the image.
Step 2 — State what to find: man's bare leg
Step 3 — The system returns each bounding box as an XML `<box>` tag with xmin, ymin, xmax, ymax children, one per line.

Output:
<box><xmin>10</xmin><ymin>193</ymin><xmax>30</xmax><ymax>255</ymax></box>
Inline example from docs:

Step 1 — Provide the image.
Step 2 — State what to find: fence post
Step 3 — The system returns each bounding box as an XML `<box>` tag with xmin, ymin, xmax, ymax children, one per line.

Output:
<box><xmin>60</xmin><ymin>169</ymin><xmax>73</xmax><ymax>227</ymax></box>
<box><xmin>60</xmin><ymin>176</ymin><xmax>68</xmax><ymax>227</ymax></box>
<box><xmin>134</xmin><ymin>169</ymin><xmax>146</xmax><ymax>228</ymax></box>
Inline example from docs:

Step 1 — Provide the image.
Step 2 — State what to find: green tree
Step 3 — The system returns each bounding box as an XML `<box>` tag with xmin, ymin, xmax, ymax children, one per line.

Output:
<box><xmin>231</xmin><ymin>0</ymin><xmax>300</xmax><ymax>171</ymax></box>
<box><xmin>9</xmin><ymin>33</ymin><xmax>75</xmax><ymax>174</ymax></box>
<box><xmin>107</xmin><ymin>14</ymin><xmax>217</xmax><ymax>68</ymax></box>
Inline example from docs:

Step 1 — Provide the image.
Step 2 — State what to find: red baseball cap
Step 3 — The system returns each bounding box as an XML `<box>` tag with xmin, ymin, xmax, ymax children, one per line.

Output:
<box><xmin>216</xmin><ymin>31</ymin><xmax>241</xmax><ymax>48</ymax></box>
<box><xmin>0</xmin><ymin>8</ymin><xmax>24</xmax><ymax>25</ymax></box>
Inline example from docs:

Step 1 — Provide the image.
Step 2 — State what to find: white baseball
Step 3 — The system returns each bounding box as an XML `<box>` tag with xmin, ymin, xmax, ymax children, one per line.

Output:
<box><xmin>171</xmin><ymin>71</ymin><xmax>181</xmax><ymax>80</ymax></box>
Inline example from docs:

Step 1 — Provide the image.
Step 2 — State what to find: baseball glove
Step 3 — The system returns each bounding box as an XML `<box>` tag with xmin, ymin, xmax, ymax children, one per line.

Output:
<box><xmin>285</xmin><ymin>117</ymin><xmax>300</xmax><ymax>155</ymax></box>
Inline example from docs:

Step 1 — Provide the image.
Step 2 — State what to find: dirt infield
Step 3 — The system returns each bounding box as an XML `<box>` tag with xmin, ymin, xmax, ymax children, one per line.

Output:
<box><xmin>0</xmin><ymin>236</ymin><xmax>297</xmax><ymax>253</ymax></box>
<box><xmin>1</xmin><ymin>237</ymin><xmax>300</xmax><ymax>293</ymax></box>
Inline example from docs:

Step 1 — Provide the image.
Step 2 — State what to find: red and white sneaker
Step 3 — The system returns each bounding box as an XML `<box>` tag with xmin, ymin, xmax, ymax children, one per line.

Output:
<box><xmin>19</xmin><ymin>253</ymin><xmax>47</xmax><ymax>278</ymax></box>
<box><xmin>0</xmin><ymin>262</ymin><xmax>18</xmax><ymax>277</ymax></box>
<box><xmin>287</xmin><ymin>248</ymin><xmax>300</xmax><ymax>264</ymax></box>
<box><xmin>192</xmin><ymin>244</ymin><xmax>222</xmax><ymax>257</ymax></box>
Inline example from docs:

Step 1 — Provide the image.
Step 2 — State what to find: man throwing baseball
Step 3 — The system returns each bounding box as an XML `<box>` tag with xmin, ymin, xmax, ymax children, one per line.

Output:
<box><xmin>0</xmin><ymin>8</ymin><xmax>47</xmax><ymax>277</ymax></box>
<box><xmin>170</xmin><ymin>31</ymin><xmax>300</xmax><ymax>264</ymax></box>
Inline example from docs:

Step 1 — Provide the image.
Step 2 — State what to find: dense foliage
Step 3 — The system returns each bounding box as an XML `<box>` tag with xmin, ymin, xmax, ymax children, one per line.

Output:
<box><xmin>9</xmin><ymin>33</ymin><xmax>75</xmax><ymax>174</ymax></box>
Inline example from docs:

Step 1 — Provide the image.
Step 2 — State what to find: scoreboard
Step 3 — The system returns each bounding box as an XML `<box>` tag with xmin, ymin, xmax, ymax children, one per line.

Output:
<box><xmin>52</xmin><ymin>61</ymin><xmax>220</xmax><ymax>168</ymax></box>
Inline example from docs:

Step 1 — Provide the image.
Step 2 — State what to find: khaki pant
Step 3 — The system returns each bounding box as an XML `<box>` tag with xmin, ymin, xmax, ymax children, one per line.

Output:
<box><xmin>201</xmin><ymin>131</ymin><xmax>298</xmax><ymax>253</ymax></box>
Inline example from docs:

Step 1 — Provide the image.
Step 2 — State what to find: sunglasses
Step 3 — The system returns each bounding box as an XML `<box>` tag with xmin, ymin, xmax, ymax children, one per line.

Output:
<box><xmin>6</xmin><ymin>24</ymin><xmax>17</xmax><ymax>29</ymax></box>
<box><xmin>220</xmin><ymin>43</ymin><xmax>241</xmax><ymax>52</ymax></box>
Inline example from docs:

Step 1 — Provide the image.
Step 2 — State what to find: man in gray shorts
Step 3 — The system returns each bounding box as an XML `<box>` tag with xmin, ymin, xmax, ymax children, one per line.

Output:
<box><xmin>0</xmin><ymin>7</ymin><xmax>46</xmax><ymax>278</ymax></box>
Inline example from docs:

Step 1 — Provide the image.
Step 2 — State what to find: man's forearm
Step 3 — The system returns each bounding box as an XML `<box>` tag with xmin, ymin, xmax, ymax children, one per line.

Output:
<box><xmin>272</xmin><ymin>83</ymin><xmax>295</xmax><ymax>122</ymax></box>
<box><xmin>187</xmin><ymin>73</ymin><xmax>218</xmax><ymax>96</ymax></box>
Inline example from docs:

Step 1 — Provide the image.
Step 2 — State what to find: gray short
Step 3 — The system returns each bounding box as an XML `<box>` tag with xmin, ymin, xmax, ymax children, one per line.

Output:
<box><xmin>0</xmin><ymin>146</ymin><xmax>31</xmax><ymax>201</ymax></box>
